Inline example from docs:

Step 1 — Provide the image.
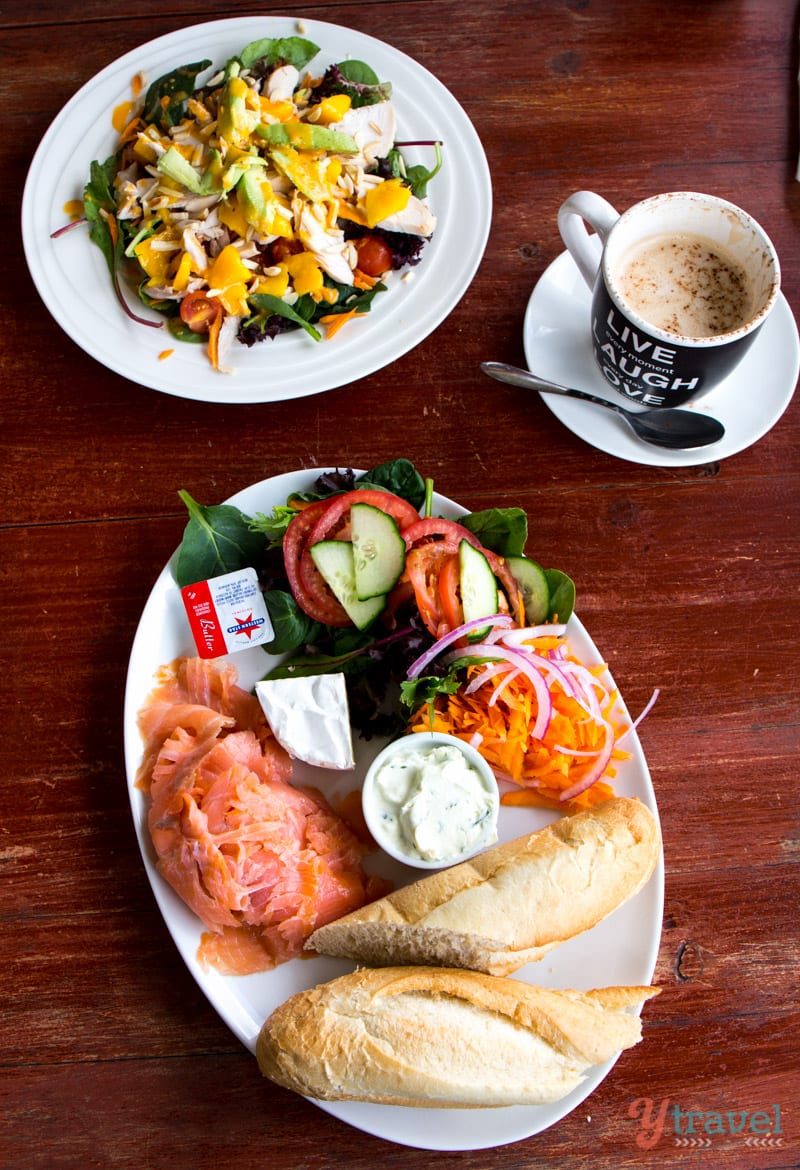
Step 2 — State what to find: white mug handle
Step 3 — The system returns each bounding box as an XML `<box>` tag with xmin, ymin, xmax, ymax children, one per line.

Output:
<box><xmin>557</xmin><ymin>191</ymin><xmax>620</xmax><ymax>289</ymax></box>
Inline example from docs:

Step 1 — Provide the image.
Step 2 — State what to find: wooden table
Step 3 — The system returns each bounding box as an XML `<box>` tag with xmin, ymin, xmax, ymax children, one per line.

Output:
<box><xmin>4</xmin><ymin>1</ymin><xmax>798</xmax><ymax>1166</ymax></box>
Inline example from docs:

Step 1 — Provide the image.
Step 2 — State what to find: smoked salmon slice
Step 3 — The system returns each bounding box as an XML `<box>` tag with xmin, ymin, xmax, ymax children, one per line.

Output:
<box><xmin>136</xmin><ymin>657</ymin><xmax>384</xmax><ymax>975</ymax></box>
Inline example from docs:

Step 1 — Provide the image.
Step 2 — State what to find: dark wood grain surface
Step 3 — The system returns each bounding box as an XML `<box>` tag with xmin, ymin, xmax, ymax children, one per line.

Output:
<box><xmin>3</xmin><ymin>1</ymin><xmax>799</xmax><ymax>1167</ymax></box>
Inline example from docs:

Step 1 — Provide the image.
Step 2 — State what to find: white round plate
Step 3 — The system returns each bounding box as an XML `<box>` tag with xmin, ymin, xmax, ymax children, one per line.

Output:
<box><xmin>123</xmin><ymin>468</ymin><xmax>664</xmax><ymax>1151</ymax></box>
<box><xmin>523</xmin><ymin>248</ymin><xmax>799</xmax><ymax>466</ymax></box>
<box><xmin>22</xmin><ymin>18</ymin><xmax>491</xmax><ymax>404</ymax></box>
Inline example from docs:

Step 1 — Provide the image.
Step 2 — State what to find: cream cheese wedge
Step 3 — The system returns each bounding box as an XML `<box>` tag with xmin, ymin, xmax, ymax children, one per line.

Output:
<box><xmin>255</xmin><ymin>673</ymin><xmax>355</xmax><ymax>770</ymax></box>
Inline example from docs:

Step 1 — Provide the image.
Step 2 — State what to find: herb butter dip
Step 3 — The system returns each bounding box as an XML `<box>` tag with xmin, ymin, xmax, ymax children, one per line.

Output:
<box><xmin>364</xmin><ymin>736</ymin><xmax>499</xmax><ymax>866</ymax></box>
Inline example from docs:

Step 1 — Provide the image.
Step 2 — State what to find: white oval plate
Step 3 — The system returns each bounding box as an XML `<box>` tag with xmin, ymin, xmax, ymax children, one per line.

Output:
<box><xmin>123</xmin><ymin>468</ymin><xmax>664</xmax><ymax>1151</ymax></box>
<box><xmin>523</xmin><ymin>248</ymin><xmax>799</xmax><ymax>466</ymax></box>
<box><xmin>22</xmin><ymin>18</ymin><xmax>491</xmax><ymax>403</ymax></box>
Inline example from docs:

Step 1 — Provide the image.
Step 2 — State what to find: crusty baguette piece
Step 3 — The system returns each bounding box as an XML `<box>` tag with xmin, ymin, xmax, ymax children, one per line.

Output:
<box><xmin>307</xmin><ymin>797</ymin><xmax>660</xmax><ymax>975</ymax></box>
<box><xmin>257</xmin><ymin>966</ymin><xmax>659</xmax><ymax>1107</ymax></box>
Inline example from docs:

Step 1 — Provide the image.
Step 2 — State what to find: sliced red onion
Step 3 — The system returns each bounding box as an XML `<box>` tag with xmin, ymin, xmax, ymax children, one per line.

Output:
<box><xmin>552</xmin><ymin>743</ymin><xmax>606</xmax><ymax>757</ymax></box>
<box><xmin>406</xmin><ymin>612</ymin><xmax>514</xmax><ymax>678</ymax></box>
<box><xmin>470</xmin><ymin>634</ymin><xmax>570</xmax><ymax>687</ymax></box>
<box><xmin>50</xmin><ymin>217</ymin><xmax>87</xmax><ymax>238</ymax></box>
<box><xmin>464</xmin><ymin>661</ymin><xmax>511</xmax><ymax>695</ymax></box>
<box><xmin>559</xmin><ymin>719</ymin><xmax>615</xmax><ymax>801</ymax></box>
<box><xmin>490</xmin><ymin>667</ymin><xmax>521</xmax><ymax>706</ymax></box>
<box><xmin>555</xmin><ymin>660</ymin><xmax>606</xmax><ymax>720</ymax></box>
<box><xmin>616</xmin><ymin>687</ymin><xmax>660</xmax><ymax>743</ymax></box>
<box><xmin>524</xmin><ymin>651</ymin><xmax>583</xmax><ymax>701</ymax></box>
<box><xmin>500</xmin><ymin>623</ymin><xmax>568</xmax><ymax>644</ymax></box>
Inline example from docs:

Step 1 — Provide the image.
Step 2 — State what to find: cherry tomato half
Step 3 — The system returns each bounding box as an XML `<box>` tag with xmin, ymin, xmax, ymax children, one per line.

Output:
<box><xmin>179</xmin><ymin>292</ymin><xmax>223</xmax><ymax>334</ymax></box>
<box><xmin>354</xmin><ymin>235</ymin><xmax>394</xmax><ymax>277</ymax></box>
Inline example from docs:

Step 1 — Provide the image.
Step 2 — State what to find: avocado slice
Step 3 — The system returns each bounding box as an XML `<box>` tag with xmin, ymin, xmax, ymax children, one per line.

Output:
<box><xmin>236</xmin><ymin>167</ymin><xmax>290</xmax><ymax>235</ymax></box>
<box><xmin>157</xmin><ymin>146</ymin><xmax>211</xmax><ymax>195</ymax></box>
<box><xmin>218</xmin><ymin>65</ymin><xmax>256</xmax><ymax>147</ymax></box>
<box><xmin>257</xmin><ymin>121</ymin><xmax>358</xmax><ymax>153</ymax></box>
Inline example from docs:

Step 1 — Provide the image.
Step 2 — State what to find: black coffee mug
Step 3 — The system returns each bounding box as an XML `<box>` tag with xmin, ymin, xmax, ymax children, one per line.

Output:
<box><xmin>558</xmin><ymin>191</ymin><xmax>781</xmax><ymax>407</ymax></box>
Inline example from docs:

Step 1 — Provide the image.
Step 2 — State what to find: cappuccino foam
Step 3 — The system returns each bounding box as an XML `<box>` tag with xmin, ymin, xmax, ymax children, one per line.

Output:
<box><xmin>616</xmin><ymin>232</ymin><xmax>753</xmax><ymax>338</ymax></box>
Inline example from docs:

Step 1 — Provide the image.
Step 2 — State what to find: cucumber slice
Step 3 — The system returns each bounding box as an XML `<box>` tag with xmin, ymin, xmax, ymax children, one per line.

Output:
<box><xmin>459</xmin><ymin>540</ymin><xmax>498</xmax><ymax>639</ymax></box>
<box><xmin>310</xmin><ymin>541</ymin><xmax>386</xmax><ymax>629</ymax></box>
<box><xmin>506</xmin><ymin>555</ymin><xmax>550</xmax><ymax>625</ymax></box>
<box><xmin>351</xmin><ymin>503</ymin><xmax>405</xmax><ymax>600</ymax></box>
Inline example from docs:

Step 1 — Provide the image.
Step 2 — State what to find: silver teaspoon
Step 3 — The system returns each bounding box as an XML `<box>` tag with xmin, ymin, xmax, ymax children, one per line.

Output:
<box><xmin>481</xmin><ymin>362</ymin><xmax>726</xmax><ymax>449</ymax></box>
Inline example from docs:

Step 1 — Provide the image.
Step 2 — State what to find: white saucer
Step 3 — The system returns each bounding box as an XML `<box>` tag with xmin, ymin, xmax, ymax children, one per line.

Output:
<box><xmin>522</xmin><ymin>249</ymin><xmax>799</xmax><ymax>467</ymax></box>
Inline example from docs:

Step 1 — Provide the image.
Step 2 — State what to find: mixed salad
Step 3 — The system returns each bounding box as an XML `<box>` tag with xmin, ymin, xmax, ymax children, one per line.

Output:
<box><xmin>60</xmin><ymin>36</ymin><xmax>441</xmax><ymax>372</ymax></box>
<box><xmin>174</xmin><ymin>459</ymin><xmax>656</xmax><ymax>811</ymax></box>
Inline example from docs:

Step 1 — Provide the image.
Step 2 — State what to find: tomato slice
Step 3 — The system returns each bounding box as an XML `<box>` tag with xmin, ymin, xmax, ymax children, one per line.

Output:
<box><xmin>437</xmin><ymin>552</ymin><xmax>463</xmax><ymax>632</ymax></box>
<box><xmin>405</xmin><ymin>544</ymin><xmax>454</xmax><ymax>638</ymax></box>
<box><xmin>283</xmin><ymin>501</ymin><xmax>351</xmax><ymax>626</ymax></box>
<box><xmin>401</xmin><ymin>517</ymin><xmax>483</xmax><ymax>551</ymax></box>
<box><xmin>402</xmin><ymin>517</ymin><xmax>524</xmax><ymax>627</ymax></box>
<box><xmin>308</xmin><ymin>489</ymin><xmax>420</xmax><ymax>545</ymax></box>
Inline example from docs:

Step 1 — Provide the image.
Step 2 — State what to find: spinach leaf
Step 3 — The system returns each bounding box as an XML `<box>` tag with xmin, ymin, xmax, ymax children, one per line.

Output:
<box><xmin>167</xmin><ymin>316</ymin><xmax>207</xmax><ymax>342</ymax></box>
<box><xmin>266</xmin><ymin>645</ymin><xmax>367</xmax><ymax>680</ymax></box>
<box><xmin>307</xmin><ymin>279</ymin><xmax>388</xmax><ymax>322</ymax></box>
<box><xmin>142</xmin><ymin>60</ymin><xmax>212</xmax><ymax>131</ymax></box>
<box><xmin>244</xmin><ymin>293</ymin><xmax>322</xmax><ymax>341</ymax></box>
<box><xmin>240</xmin><ymin>36</ymin><xmax>320</xmax><ymax>72</ymax></box>
<box><xmin>175</xmin><ymin>489</ymin><xmax>265</xmax><ymax>587</ymax></box>
<box><xmin>383</xmin><ymin>142</ymin><xmax>443</xmax><ymax>198</ymax></box>
<box><xmin>461</xmin><ymin>507</ymin><xmax>528</xmax><ymax>557</ymax></box>
<box><xmin>83</xmin><ymin>155</ymin><xmax>120</xmax><ymax>274</ymax></box>
<box><xmin>263</xmin><ymin>590</ymin><xmax>321</xmax><ymax>654</ymax></box>
<box><xmin>544</xmin><ymin>569</ymin><xmax>576</xmax><ymax>623</ymax></box>
<box><xmin>357</xmin><ymin>458</ymin><xmax>426</xmax><ymax>510</ymax></box>
<box><xmin>403</xmin><ymin>142</ymin><xmax>443</xmax><ymax>199</ymax></box>
<box><xmin>337</xmin><ymin>60</ymin><xmax>381</xmax><ymax>86</ymax></box>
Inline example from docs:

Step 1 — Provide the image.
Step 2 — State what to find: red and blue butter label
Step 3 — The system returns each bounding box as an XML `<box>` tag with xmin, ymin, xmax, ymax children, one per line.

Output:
<box><xmin>181</xmin><ymin>568</ymin><xmax>274</xmax><ymax>659</ymax></box>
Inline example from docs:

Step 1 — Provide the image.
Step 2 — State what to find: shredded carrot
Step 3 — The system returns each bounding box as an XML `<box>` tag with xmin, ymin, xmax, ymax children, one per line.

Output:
<box><xmin>118</xmin><ymin>115</ymin><xmax>145</xmax><ymax>147</ymax></box>
<box><xmin>352</xmin><ymin>268</ymin><xmax>379</xmax><ymax>290</ymax></box>
<box><xmin>207</xmin><ymin>311</ymin><xmax>222</xmax><ymax>370</ymax></box>
<box><xmin>407</xmin><ymin>635</ymin><xmax>631</xmax><ymax>813</ymax></box>
<box><xmin>319</xmin><ymin>307</ymin><xmax>367</xmax><ymax>338</ymax></box>
<box><xmin>500</xmin><ymin>782</ymin><xmax>616</xmax><ymax>812</ymax></box>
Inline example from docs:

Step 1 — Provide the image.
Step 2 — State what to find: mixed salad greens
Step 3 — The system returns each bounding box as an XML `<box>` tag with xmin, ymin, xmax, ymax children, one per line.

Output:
<box><xmin>63</xmin><ymin>36</ymin><xmax>441</xmax><ymax>372</ymax></box>
<box><xmin>175</xmin><ymin>458</ymin><xmax>575</xmax><ymax>738</ymax></box>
